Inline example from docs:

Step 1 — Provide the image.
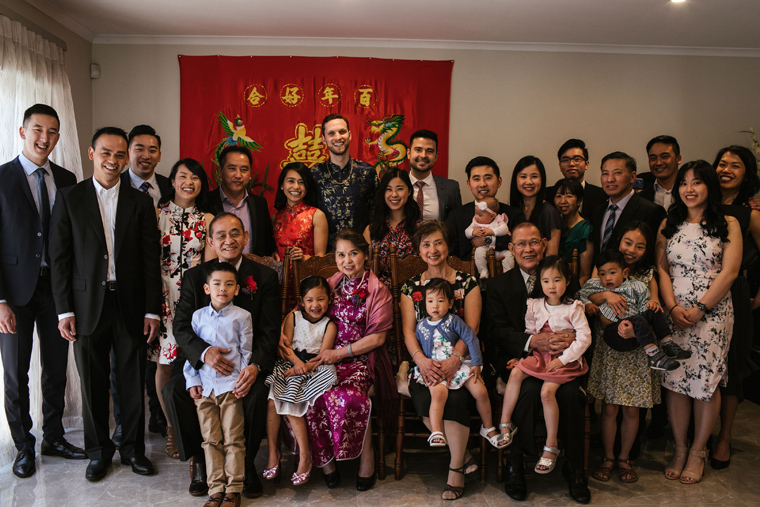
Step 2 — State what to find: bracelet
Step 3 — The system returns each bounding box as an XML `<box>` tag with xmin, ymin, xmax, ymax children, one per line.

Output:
<box><xmin>668</xmin><ymin>304</ymin><xmax>678</xmax><ymax>314</ymax></box>
<box><xmin>452</xmin><ymin>352</ymin><xmax>465</xmax><ymax>364</ymax></box>
<box><xmin>411</xmin><ymin>350</ymin><xmax>421</xmax><ymax>360</ymax></box>
<box><xmin>347</xmin><ymin>344</ymin><xmax>355</xmax><ymax>358</ymax></box>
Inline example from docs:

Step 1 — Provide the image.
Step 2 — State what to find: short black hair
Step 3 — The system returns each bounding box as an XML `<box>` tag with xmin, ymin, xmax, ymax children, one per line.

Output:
<box><xmin>409</xmin><ymin>129</ymin><xmax>438</xmax><ymax>150</ymax></box>
<box><xmin>424</xmin><ymin>278</ymin><xmax>454</xmax><ymax>301</ymax></box>
<box><xmin>321</xmin><ymin>113</ymin><xmax>349</xmax><ymax>134</ymax></box>
<box><xmin>128</xmin><ymin>124</ymin><xmax>161</xmax><ymax>149</ymax></box>
<box><xmin>465</xmin><ymin>156</ymin><xmax>500</xmax><ymax>179</ymax></box>
<box><xmin>219</xmin><ymin>145</ymin><xmax>253</xmax><ymax>168</ymax></box>
<box><xmin>553</xmin><ymin>178</ymin><xmax>584</xmax><ymax>201</ymax></box>
<box><xmin>595</xmin><ymin>249</ymin><xmax>627</xmax><ymax>271</ymax></box>
<box><xmin>299</xmin><ymin>275</ymin><xmax>332</xmax><ymax>301</ymax></box>
<box><xmin>91</xmin><ymin>126</ymin><xmax>128</xmax><ymax>148</ymax></box>
<box><xmin>23</xmin><ymin>104</ymin><xmax>59</xmax><ymax>128</ymax></box>
<box><xmin>557</xmin><ymin>138</ymin><xmax>588</xmax><ymax>161</ymax></box>
<box><xmin>601</xmin><ymin>151</ymin><xmax>636</xmax><ymax>174</ymax></box>
<box><xmin>208</xmin><ymin>212</ymin><xmax>245</xmax><ymax>237</ymax></box>
<box><xmin>205</xmin><ymin>261</ymin><xmax>238</xmax><ymax>283</ymax></box>
<box><xmin>646</xmin><ymin>135</ymin><xmax>680</xmax><ymax>158</ymax></box>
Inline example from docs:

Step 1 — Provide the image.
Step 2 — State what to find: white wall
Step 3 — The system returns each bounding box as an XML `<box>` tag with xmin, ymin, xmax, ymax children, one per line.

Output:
<box><xmin>91</xmin><ymin>43</ymin><xmax>760</xmax><ymax>201</ymax></box>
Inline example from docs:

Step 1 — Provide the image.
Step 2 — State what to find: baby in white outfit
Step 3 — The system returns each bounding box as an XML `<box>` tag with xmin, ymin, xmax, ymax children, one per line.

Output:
<box><xmin>465</xmin><ymin>196</ymin><xmax>515</xmax><ymax>279</ymax></box>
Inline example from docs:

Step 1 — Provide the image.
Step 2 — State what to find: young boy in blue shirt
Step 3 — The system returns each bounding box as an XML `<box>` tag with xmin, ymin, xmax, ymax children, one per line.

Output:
<box><xmin>184</xmin><ymin>263</ymin><xmax>252</xmax><ymax>507</ymax></box>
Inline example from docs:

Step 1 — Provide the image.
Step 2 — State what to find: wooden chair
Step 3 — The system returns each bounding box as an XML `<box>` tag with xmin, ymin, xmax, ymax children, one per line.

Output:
<box><xmin>244</xmin><ymin>249</ymin><xmax>289</xmax><ymax>321</ymax></box>
<box><xmin>391</xmin><ymin>247</ymin><xmax>489</xmax><ymax>480</ymax></box>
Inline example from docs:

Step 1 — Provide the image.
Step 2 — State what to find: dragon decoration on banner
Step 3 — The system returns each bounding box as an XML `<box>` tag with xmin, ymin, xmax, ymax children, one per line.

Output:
<box><xmin>365</xmin><ymin>114</ymin><xmax>408</xmax><ymax>179</ymax></box>
<box><xmin>213</xmin><ymin>111</ymin><xmax>272</xmax><ymax>196</ymax></box>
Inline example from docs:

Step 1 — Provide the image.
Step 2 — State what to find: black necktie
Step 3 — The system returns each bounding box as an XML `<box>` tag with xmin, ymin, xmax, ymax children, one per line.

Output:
<box><xmin>36</xmin><ymin>168</ymin><xmax>51</xmax><ymax>263</ymax></box>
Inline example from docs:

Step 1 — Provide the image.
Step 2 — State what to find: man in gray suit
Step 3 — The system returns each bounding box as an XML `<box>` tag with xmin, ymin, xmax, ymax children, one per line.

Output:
<box><xmin>407</xmin><ymin>129</ymin><xmax>461</xmax><ymax>222</ymax></box>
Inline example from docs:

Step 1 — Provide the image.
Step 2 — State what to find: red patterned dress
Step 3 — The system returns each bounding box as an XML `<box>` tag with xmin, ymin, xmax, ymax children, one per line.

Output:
<box><xmin>272</xmin><ymin>201</ymin><xmax>318</xmax><ymax>261</ymax></box>
<box><xmin>371</xmin><ymin>217</ymin><xmax>416</xmax><ymax>287</ymax></box>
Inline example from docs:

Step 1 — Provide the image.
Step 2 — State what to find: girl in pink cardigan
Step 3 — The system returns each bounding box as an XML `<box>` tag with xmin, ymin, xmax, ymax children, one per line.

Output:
<box><xmin>498</xmin><ymin>256</ymin><xmax>591</xmax><ymax>474</ymax></box>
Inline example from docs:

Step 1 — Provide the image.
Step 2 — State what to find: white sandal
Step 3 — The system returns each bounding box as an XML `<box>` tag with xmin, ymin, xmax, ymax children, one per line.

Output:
<box><xmin>498</xmin><ymin>422</ymin><xmax>518</xmax><ymax>447</ymax></box>
<box><xmin>479</xmin><ymin>425</ymin><xmax>506</xmax><ymax>448</ymax></box>
<box><xmin>535</xmin><ymin>446</ymin><xmax>560</xmax><ymax>474</ymax></box>
<box><xmin>428</xmin><ymin>431</ymin><xmax>447</xmax><ymax>447</ymax></box>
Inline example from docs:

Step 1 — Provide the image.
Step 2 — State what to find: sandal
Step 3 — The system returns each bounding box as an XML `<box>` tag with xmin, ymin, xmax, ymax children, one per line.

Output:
<box><xmin>592</xmin><ymin>457</ymin><xmax>615</xmax><ymax>482</ymax></box>
<box><xmin>617</xmin><ymin>459</ymin><xmax>638</xmax><ymax>483</ymax></box>
<box><xmin>498</xmin><ymin>422</ymin><xmax>518</xmax><ymax>447</ymax></box>
<box><xmin>534</xmin><ymin>446</ymin><xmax>560</xmax><ymax>474</ymax></box>
<box><xmin>442</xmin><ymin>464</ymin><xmax>465</xmax><ymax>500</ymax></box>
<box><xmin>165</xmin><ymin>426</ymin><xmax>179</xmax><ymax>459</ymax></box>
<box><xmin>680</xmin><ymin>448</ymin><xmax>708</xmax><ymax>485</ymax></box>
<box><xmin>479</xmin><ymin>425</ymin><xmax>505</xmax><ymax>448</ymax></box>
<box><xmin>428</xmin><ymin>431</ymin><xmax>447</xmax><ymax>447</ymax></box>
<box><xmin>664</xmin><ymin>444</ymin><xmax>689</xmax><ymax>480</ymax></box>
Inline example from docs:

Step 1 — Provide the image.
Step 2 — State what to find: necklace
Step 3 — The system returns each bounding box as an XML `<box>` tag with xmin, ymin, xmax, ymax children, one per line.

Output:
<box><xmin>325</xmin><ymin>159</ymin><xmax>354</xmax><ymax>186</ymax></box>
<box><xmin>340</xmin><ymin>269</ymin><xmax>368</xmax><ymax>295</ymax></box>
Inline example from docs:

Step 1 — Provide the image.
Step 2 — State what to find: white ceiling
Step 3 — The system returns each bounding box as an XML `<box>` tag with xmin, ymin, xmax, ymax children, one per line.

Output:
<box><xmin>26</xmin><ymin>0</ymin><xmax>760</xmax><ymax>54</ymax></box>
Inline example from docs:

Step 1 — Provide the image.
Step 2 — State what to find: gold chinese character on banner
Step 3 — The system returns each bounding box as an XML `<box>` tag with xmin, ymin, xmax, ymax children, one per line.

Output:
<box><xmin>318</xmin><ymin>84</ymin><xmax>341</xmax><ymax>107</ymax></box>
<box><xmin>244</xmin><ymin>84</ymin><xmax>267</xmax><ymax>107</ymax></box>
<box><xmin>280</xmin><ymin>84</ymin><xmax>304</xmax><ymax>107</ymax></box>
<box><xmin>355</xmin><ymin>85</ymin><xmax>375</xmax><ymax>108</ymax></box>
<box><xmin>282</xmin><ymin>123</ymin><xmax>326</xmax><ymax>168</ymax></box>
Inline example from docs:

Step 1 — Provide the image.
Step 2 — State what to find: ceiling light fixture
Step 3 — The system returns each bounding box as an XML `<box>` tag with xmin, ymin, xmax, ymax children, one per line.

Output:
<box><xmin>671</xmin><ymin>0</ymin><xmax>686</xmax><ymax>3</ymax></box>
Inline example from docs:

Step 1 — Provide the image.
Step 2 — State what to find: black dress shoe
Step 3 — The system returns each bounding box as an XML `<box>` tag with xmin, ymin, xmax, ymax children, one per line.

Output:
<box><xmin>86</xmin><ymin>459</ymin><xmax>111</xmax><ymax>481</ymax></box>
<box><xmin>189</xmin><ymin>456</ymin><xmax>209</xmax><ymax>496</ymax></box>
<box><xmin>111</xmin><ymin>425</ymin><xmax>123</xmax><ymax>449</ymax></box>
<box><xmin>356</xmin><ymin>472</ymin><xmax>377</xmax><ymax>491</ymax></box>
<box><xmin>41</xmin><ymin>438</ymin><xmax>87</xmax><ymax>460</ymax></box>
<box><xmin>504</xmin><ymin>462</ymin><xmax>527</xmax><ymax>501</ymax></box>
<box><xmin>121</xmin><ymin>455</ymin><xmax>154</xmax><ymax>475</ymax></box>
<box><xmin>242</xmin><ymin>471</ymin><xmax>263</xmax><ymax>499</ymax></box>
<box><xmin>323</xmin><ymin>468</ymin><xmax>341</xmax><ymax>489</ymax></box>
<box><xmin>562</xmin><ymin>462</ymin><xmax>590</xmax><ymax>505</ymax></box>
<box><xmin>12</xmin><ymin>449</ymin><xmax>36</xmax><ymax>478</ymax></box>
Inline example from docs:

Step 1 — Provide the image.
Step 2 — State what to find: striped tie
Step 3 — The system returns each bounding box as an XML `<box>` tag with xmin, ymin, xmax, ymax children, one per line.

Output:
<box><xmin>139</xmin><ymin>181</ymin><xmax>152</xmax><ymax>193</ymax></box>
<box><xmin>526</xmin><ymin>273</ymin><xmax>536</xmax><ymax>294</ymax></box>
<box><xmin>601</xmin><ymin>204</ymin><xmax>618</xmax><ymax>251</ymax></box>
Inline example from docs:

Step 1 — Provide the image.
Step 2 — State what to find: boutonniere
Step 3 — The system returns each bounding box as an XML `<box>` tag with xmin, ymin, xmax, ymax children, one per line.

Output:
<box><xmin>412</xmin><ymin>291</ymin><xmax>423</xmax><ymax>303</ymax></box>
<box><xmin>240</xmin><ymin>276</ymin><xmax>257</xmax><ymax>299</ymax></box>
<box><xmin>352</xmin><ymin>287</ymin><xmax>369</xmax><ymax>309</ymax></box>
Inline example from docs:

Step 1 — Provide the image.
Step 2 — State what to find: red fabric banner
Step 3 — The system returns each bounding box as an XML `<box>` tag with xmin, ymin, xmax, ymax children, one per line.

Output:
<box><xmin>179</xmin><ymin>55</ymin><xmax>453</xmax><ymax>211</ymax></box>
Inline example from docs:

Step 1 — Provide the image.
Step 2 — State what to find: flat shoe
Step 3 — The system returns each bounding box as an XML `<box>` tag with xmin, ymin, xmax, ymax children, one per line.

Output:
<box><xmin>617</xmin><ymin>459</ymin><xmax>638</xmax><ymax>483</ymax></box>
<box><xmin>498</xmin><ymin>422</ymin><xmax>518</xmax><ymax>447</ymax></box>
<box><xmin>592</xmin><ymin>457</ymin><xmax>615</xmax><ymax>482</ymax></box>
<box><xmin>12</xmin><ymin>449</ymin><xmax>36</xmax><ymax>478</ymax></box>
<box><xmin>535</xmin><ymin>445</ymin><xmax>560</xmax><ymax>474</ymax></box>
<box><xmin>428</xmin><ymin>430</ymin><xmax>447</xmax><ymax>447</ymax></box>
<box><xmin>41</xmin><ymin>438</ymin><xmax>87</xmax><ymax>460</ymax></box>
<box><xmin>479</xmin><ymin>425</ymin><xmax>505</xmax><ymax>449</ymax></box>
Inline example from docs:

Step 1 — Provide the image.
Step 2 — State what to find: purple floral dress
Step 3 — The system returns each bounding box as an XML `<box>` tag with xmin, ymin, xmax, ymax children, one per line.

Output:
<box><xmin>307</xmin><ymin>274</ymin><xmax>373</xmax><ymax>467</ymax></box>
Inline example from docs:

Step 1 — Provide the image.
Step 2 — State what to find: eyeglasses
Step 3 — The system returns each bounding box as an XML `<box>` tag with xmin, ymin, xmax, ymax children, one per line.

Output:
<box><xmin>560</xmin><ymin>156</ymin><xmax>587</xmax><ymax>165</ymax></box>
<box><xmin>512</xmin><ymin>239</ymin><xmax>542</xmax><ymax>249</ymax></box>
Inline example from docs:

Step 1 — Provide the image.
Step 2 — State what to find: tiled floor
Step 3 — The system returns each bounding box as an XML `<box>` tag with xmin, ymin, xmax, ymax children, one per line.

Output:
<box><xmin>2</xmin><ymin>401</ymin><xmax>760</xmax><ymax>506</ymax></box>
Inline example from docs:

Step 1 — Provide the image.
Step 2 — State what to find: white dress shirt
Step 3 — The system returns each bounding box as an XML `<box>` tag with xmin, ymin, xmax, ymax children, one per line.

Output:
<box><xmin>410</xmin><ymin>172</ymin><xmax>439</xmax><ymax>221</ymax></box>
<box><xmin>127</xmin><ymin>168</ymin><xmax>161</xmax><ymax>207</ymax></box>
<box><xmin>653</xmin><ymin>180</ymin><xmax>674</xmax><ymax>211</ymax></box>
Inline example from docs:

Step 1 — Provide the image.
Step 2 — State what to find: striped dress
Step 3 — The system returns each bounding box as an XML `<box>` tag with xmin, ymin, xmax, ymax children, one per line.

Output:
<box><xmin>265</xmin><ymin>311</ymin><xmax>337</xmax><ymax>417</ymax></box>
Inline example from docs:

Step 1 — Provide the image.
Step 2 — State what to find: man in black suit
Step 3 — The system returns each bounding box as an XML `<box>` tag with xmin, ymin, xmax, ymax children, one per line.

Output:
<box><xmin>486</xmin><ymin>222</ymin><xmax>590</xmax><ymax>504</ymax></box>
<box><xmin>637</xmin><ymin>135</ymin><xmax>681</xmax><ymax>211</ymax></box>
<box><xmin>163</xmin><ymin>212</ymin><xmax>280</xmax><ymax>499</ymax></box>
<box><xmin>0</xmin><ymin>104</ymin><xmax>85</xmax><ymax>478</ymax></box>
<box><xmin>446</xmin><ymin>156</ymin><xmax>525</xmax><ymax>260</ymax></box>
<box><xmin>112</xmin><ymin>124</ymin><xmax>171</xmax><ymax>443</ymax></box>
<box><xmin>592</xmin><ymin>151</ymin><xmax>666</xmax><ymax>258</ymax></box>
<box><xmin>50</xmin><ymin>127</ymin><xmax>162</xmax><ymax>482</ymax></box>
<box><xmin>208</xmin><ymin>145</ymin><xmax>275</xmax><ymax>257</ymax></box>
<box><xmin>407</xmin><ymin>129</ymin><xmax>461</xmax><ymax>221</ymax></box>
<box><xmin>545</xmin><ymin>138</ymin><xmax>607</xmax><ymax>218</ymax></box>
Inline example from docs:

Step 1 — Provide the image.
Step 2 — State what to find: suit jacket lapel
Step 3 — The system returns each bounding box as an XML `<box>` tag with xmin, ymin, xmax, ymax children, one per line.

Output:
<box><xmin>83</xmin><ymin>179</ymin><xmax>108</xmax><ymax>250</ymax></box>
<box><xmin>114</xmin><ymin>182</ymin><xmax>136</xmax><ymax>256</ymax></box>
<box><xmin>11</xmin><ymin>158</ymin><xmax>39</xmax><ymax>214</ymax></box>
<box><xmin>245</xmin><ymin>195</ymin><xmax>258</xmax><ymax>251</ymax></box>
<box><xmin>613</xmin><ymin>195</ymin><xmax>640</xmax><ymax>238</ymax></box>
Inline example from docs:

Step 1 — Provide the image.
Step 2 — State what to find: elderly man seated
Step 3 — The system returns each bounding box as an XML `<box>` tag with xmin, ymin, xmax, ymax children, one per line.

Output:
<box><xmin>485</xmin><ymin>222</ymin><xmax>590</xmax><ymax>504</ymax></box>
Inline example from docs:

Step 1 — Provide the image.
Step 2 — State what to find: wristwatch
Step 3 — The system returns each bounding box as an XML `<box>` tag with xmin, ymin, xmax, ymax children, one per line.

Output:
<box><xmin>452</xmin><ymin>352</ymin><xmax>465</xmax><ymax>364</ymax></box>
<box><xmin>697</xmin><ymin>302</ymin><xmax>709</xmax><ymax>314</ymax></box>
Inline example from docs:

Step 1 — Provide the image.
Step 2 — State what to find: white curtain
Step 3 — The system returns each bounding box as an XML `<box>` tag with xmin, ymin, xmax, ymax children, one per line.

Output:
<box><xmin>0</xmin><ymin>14</ymin><xmax>83</xmax><ymax>466</ymax></box>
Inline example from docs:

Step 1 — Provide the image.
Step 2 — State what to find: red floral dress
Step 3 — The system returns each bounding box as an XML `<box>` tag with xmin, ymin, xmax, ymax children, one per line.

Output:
<box><xmin>371</xmin><ymin>217</ymin><xmax>416</xmax><ymax>287</ymax></box>
<box><xmin>272</xmin><ymin>201</ymin><xmax>317</xmax><ymax>260</ymax></box>
<box><xmin>150</xmin><ymin>201</ymin><xmax>207</xmax><ymax>364</ymax></box>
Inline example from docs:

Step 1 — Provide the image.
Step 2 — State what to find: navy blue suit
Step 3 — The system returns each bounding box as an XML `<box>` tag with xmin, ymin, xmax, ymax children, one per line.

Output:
<box><xmin>0</xmin><ymin>156</ymin><xmax>76</xmax><ymax>451</ymax></box>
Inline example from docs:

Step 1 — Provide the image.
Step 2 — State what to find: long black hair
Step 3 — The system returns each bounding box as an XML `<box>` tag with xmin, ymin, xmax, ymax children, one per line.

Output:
<box><xmin>713</xmin><ymin>145</ymin><xmax>760</xmax><ymax>207</ymax></box>
<box><xmin>368</xmin><ymin>168</ymin><xmax>419</xmax><ymax>242</ymax></box>
<box><xmin>510</xmin><ymin>155</ymin><xmax>547</xmax><ymax>223</ymax></box>
<box><xmin>161</xmin><ymin>158</ymin><xmax>212</xmax><ymax>213</ymax></box>
<box><xmin>662</xmin><ymin>160</ymin><xmax>728</xmax><ymax>242</ymax></box>
<box><xmin>612</xmin><ymin>221</ymin><xmax>655</xmax><ymax>277</ymax></box>
<box><xmin>273</xmin><ymin>162</ymin><xmax>318</xmax><ymax>210</ymax></box>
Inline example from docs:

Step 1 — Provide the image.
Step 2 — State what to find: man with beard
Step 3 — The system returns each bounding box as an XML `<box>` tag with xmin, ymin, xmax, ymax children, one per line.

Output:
<box><xmin>311</xmin><ymin>114</ymin><xmax>378</xmax><ymax>249</ymax></box>
<box><xmin>407</xmin><ymin>129</ymin><xmax>461</xmax><ymax>221</ymax></box>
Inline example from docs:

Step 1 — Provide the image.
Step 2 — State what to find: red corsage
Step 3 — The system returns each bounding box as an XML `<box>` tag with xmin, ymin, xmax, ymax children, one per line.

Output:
<box><xmin>240</xmin><ymin>276</ymin><xmax>257</xmax><ymax>299</ymax></box>
<box><xmin>412</xmin><ymin>291</ymin><xmax>423</xmax><ymax>302</ymax></box>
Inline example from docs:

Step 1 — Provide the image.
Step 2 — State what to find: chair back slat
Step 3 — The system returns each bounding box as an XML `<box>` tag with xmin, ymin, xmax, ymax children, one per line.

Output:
<box><xmin>292</xmin><ymin>254</ymin><xmax>340</xmax><ymax>300</ymax></box>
